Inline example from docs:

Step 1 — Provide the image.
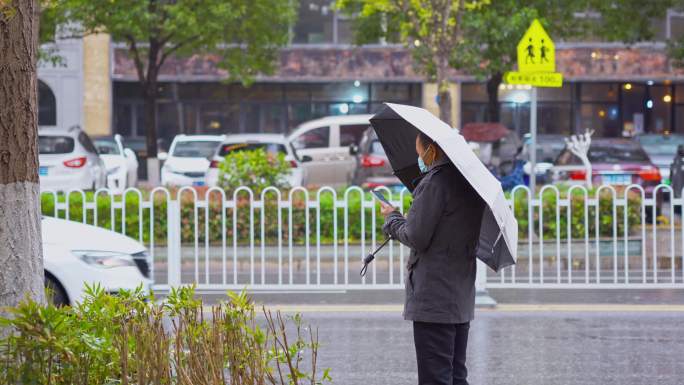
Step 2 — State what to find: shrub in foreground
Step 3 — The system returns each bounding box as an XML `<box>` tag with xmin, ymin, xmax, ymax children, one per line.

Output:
<box><xmin>0</xmin><ymin>285</ymin><xmax>331</xmax><ymax>385</ymax></box>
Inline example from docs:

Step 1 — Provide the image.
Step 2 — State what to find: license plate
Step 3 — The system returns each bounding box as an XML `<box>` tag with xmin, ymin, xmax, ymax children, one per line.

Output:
<box><xmin>602</xmin><ymin>174</ymin><xmax>631</xmax><ymax>185</ymax></box>
<box><xmin>39</xmin><ymin>166</ymin><xmax>48</xmax><ymax>176</ymax></box>
<box><xmin>192</xmin><ymin>180</ymin><xmax>205</xmax><ymax>187</ymax></box>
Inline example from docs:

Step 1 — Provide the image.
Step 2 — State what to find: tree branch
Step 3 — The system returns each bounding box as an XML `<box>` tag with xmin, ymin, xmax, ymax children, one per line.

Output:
<box><xmin>125</xmin><ymin>34</ymin><xmax>147</xmax><ymax>85</ymax></box>
<box><xmin>158</xmin><ymin>34</ymin><xmax>201</xmax><ymax>68</ymax></box>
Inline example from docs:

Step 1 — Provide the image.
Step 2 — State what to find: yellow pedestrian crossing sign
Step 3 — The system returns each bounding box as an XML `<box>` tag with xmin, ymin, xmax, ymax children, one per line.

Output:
<box><xmin>505</xmin><ymin>19</ymin><xmax>562</xmax><ymax>88</ymax></box>
<box><xmin>517</xmin><ymin>19</ymin><xmax>555</xmax><ymax>73</ymax></box>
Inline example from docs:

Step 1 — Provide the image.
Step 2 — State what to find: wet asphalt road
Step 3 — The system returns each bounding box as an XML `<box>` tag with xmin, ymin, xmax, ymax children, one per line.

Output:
<box><xmin>289</xmin><ymin>309</ymin><xmax>684</xmax><ymax>385</ymax></box>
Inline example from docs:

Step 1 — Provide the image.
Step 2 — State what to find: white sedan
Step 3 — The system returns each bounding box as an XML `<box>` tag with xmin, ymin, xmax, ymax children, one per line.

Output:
<box><xmin>43</xmin><ymin>217</ymin><xmax>152</xmax><ymax>306</ymax></box>
<box><xmin>94</xmin><ymin>134</ymin><xmax>139</xmax><ymax>191</ymax></box>
<box><xmin>160</xmin><ymin>135</ymin><xmax>225</xmax><ymax>187</ymax></box>
<box><xmin>39</xmin><ymin>127</ymin><xmax>107</xmax><ymax>191</ymax></box>
<box><xmin>206</xmin><ymin>134</ymin><xmax>309</xmax><ymax>188</ymax></box>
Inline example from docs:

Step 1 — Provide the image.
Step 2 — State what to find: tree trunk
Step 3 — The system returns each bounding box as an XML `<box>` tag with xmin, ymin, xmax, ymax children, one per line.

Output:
<box><xmin>143</xmin><ymin>39</ymin><xmax>161</xmax><ymax>185</ymax></box>
<box><xmin>144</xmin><ymin>86</ymin><xmax>160</xmax><ymax>185</ymax></box>
<box><xmin>437</xmin><ymin>80</ymin><xmax>453</xmax><ymax>127</ymax></box>
<box><xmin>486</xmin><ymin>72</ymin><xmax>503</xmax><ymax>122</ymax></box>
<box><xmin>0</xmin><ymin>0</ymin><xmax>45</xmax><ymax>315</ymax></box>
<box><xmin>436</xmin><ymin>61</ymin><xmax>452</xmax><ymax>127</ymax></box>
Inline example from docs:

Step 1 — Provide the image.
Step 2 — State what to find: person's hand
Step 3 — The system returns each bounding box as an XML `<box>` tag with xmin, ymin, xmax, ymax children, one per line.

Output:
<box><xmin>379</xmin><ymin>201</ymin><xmax>397</xmax><ymax>217</ymax></box>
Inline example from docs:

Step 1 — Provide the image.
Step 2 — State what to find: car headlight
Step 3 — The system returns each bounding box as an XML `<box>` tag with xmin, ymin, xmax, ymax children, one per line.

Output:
<box><xmin>72</xmin><ymin>250</ymin><xmax>136</xmax><ymax>268</ymax></box>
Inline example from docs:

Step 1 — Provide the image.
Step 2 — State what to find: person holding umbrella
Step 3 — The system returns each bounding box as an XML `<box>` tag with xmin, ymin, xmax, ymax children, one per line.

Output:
<box><xmin>378</xmin><ymin>130</ymin><xmax>486</xmax><ymax>385</ymax></box>
<box><xmin>368</xmin><ymin>103</ymin><xmax>517</xmax><ymax>385</ymax></box>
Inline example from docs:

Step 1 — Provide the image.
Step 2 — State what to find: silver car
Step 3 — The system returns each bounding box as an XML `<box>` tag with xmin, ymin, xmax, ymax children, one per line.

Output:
<box><xmin>352</xmin><ymin>128</ymin><xmax>401</xmax><ymax>190</ymax></box>
<box><xmin>38</xmin><ymin>126</ymin><xmax>107</xmax><ymax>191</ymax></box>
<box><xmin>636</xmin><ymin>133</ymin><xmax>684</xmax><ymax>183</ymax></box>
<box><xmin>288</xmin><ymin>114</ymin><xmax>373</xmax><ymax>186</ymax></box>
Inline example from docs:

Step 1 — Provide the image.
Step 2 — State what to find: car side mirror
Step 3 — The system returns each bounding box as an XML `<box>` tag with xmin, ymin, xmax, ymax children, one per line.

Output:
<box><xmin>158</xmin><ymin>151</ymin><xmax>168</xmax><ymax>161</ymax></box>
<box><xmin>301</xmin><ymin>155</ymin><xmax>313</xmax><ymax>163</ymax></box>
<box><xmin>349</xmin><ymin>144</ymin><xmax>359</xmax><ymax>155</ymax></box>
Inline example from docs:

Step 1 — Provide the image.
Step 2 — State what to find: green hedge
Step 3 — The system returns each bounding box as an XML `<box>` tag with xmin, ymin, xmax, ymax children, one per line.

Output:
<box><xmin>40</xmin><ymin>189</ymin><xmax>413</xmax><ymax>245</ymax></box>
<box><xmin>509</xmin><ymin>186</ymin><xmax>642</xmax><ymax>240</ymax></box>
<box><xmin>41</xmin><ymin>186</ymin><xmax>642</xmax><ymax>245</ymax></box>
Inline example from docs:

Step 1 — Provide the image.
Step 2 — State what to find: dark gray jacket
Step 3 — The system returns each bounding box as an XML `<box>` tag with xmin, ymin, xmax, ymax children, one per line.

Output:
<box><xmin>383</xmin><ymin>160</ymin><xmax>486</xmax><ymax>324</ymax></box>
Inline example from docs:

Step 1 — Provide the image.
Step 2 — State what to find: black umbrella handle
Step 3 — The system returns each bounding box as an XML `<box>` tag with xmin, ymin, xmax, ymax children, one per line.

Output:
<box><xmin>360</xmin><ymin>237</ymin><xmax>392</xmax><ymax>277</ymax></box>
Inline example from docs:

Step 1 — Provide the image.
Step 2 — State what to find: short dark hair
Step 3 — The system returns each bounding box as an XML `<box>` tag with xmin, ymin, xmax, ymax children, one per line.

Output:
<box><xmin>417</xmin><ymin>131</ymin><xmax>440</xmax><ymax>152</ymax></box>
<box><xmin>417</xmin><ymin>131</ymin><xmax>433</xmax><ymax>146</ymax></box>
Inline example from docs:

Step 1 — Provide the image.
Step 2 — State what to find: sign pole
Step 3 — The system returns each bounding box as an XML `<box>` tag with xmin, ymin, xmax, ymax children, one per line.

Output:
<box><xmin>530</xmin><ymin>86</ymin><xmax>537</xmax><ymax>195</ymax></box>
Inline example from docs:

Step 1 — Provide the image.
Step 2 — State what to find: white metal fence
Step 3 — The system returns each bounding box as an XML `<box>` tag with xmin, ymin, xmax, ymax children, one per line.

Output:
<box><xmin>40</xmin><ymin>184</ymin><xmax>684</xmax><ymax>291</ymax></box>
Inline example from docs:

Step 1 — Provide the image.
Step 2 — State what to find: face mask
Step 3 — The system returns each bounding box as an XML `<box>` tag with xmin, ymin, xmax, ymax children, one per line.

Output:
<box><xmin>417</xmin><ymin>144</ymin><xmax>431</xmax><ymax>173</ymax></box>
<box><xmin>418</xmin><ymin>156</ymin><xmax>428</xmax><ymax>173</ymax></box>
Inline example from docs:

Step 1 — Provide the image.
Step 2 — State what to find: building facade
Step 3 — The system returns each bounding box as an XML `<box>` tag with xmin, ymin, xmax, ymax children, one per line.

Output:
<box><xmin>39</xmin><ymin>6</ymin><xmax>684</xmax><ymax>147</ymax></box>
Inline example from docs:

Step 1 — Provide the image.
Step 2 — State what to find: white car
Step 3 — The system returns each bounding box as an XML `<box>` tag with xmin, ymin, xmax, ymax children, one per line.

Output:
<box><xmin>206</xmin><ymin>134</ymin><xmax>309</xmax><ymax>188</ymax></box>
<box><xmin>160</xmin><ymin>135</ymin><xmax>225</xmax><ymax>187</ymax></box>
<box><xmin>38</xmin><ymin>127</ymin><xmax>107</xmax><ymax>191</ymax></box>
<box><xmin>94</xmin><ymin>134</ymin><xmax>139</xmax><ymax>191</ymax></box>
<box><xmin>42</xmin><ymin>217</ymin><xmax>152</xmax><ymax>306</ymax></box>
<box><xmin>287</xmin><ymin>114</ymin><xmax>372</xmax><ymax>186</ymax></box>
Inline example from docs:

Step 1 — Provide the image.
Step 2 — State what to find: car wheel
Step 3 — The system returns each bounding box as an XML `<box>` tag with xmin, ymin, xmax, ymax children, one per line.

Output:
<box><xmin>45</xmin><ymin>274</ymin><xmax>69</xmax><ymax>306</ymax></box>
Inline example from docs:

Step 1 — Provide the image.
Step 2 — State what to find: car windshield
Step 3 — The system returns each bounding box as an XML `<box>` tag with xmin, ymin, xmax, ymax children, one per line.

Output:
<box><xmin>638</xmin><ymin>135</ymin><xmax>684</xmax><ymax>156</ymax></box>
<box><xmin>534</xmin><ymin>142</ymin><xmax>566</xmax><ymax>163</ymax></box>
<box><xmin>556</xmin><ymin>144</ymin><xmax>650</xmax><ymax>165</ymax></box>
<box><xmin>94</xmin><ymin>139</ymin><xmax>120</xmax><ymax>155</ymax></box>
<box><xmin>370</xmin><ymin>140</ymin><xmax>386</xmax><ymax>155</ymax></box>
<box><xmin>171</xmin><ymin>140</ymin><xmax>221</xmax><ymax>158</ymax></box>
<box><xmin>39</xmin><ymin>136</ymin><xmax>75</xmax><ymax>154</ymax></box>
<box><xmin>218</xmin><ymin>142</ymin><xmax>287</xmax><ymax>156</ymax></box>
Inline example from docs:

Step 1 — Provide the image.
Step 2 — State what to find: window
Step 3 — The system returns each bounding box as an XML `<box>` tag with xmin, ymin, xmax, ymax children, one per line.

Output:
<box><xmin>538</xmin><ymin>104</ymin><xmax>572</xmax><ymax>135</ymax></box>
<box><xmin>218</xmin><ymin>142</ymin><xmax>287</xmax><ymax>156</ymax></box>
<box><xmin>580</xmin><ymin>83</ymin><xmax>618</xmax><ymax>102</ymax></box>
<box><xmin>340</xmin><ymin>124</ymin><xmax>369</xmax><ymax>146</ymax></box>
<box><xmin>370</xmin><ymin>140</ymin><xmax>385</xmax><ymax>155</ymax></box>
<box><xmin>38</xmin><ymin>80</ymin><xmax>56</xmax><ymax>126</ymax></box>
<box><xmin>557</xmin><ymin>143</ymin><xmax>649</xmax><ymax>165</ymax></box>
<box><xmin>39</xmin><ymin>136</ymin><xmax>74</xmax><ymax>154</ymax></box>
<box><xmin>650</xmin><ymin>85</ymin><xmax>672</xmax><ymax>133</ymax></box>
<box><xmin>461</xmin><ymin>83</ymin><xmax>489</xmax><ymax>103</ymax></box>
<box><xmin>293</xmin><ymin>0</ymin><xmax>334</xmax><ymax>43</ymax></box>
<box><xmin>579</xmin><ymin>104</ymin><xmax>620</xmax><ymax>137</ymax></box>
<box><xmin>94</xmin><ymin>139</ymin><xmax>121</xmax><ymax>155</ymax></box>
<box><xmin>171</xmin><ymin>141</ymin><xmax>222</xmax><ymax>158</ymax></box>
<box><xmin>78</xmin><ymin>132</ymin><xmax>99</xmax><ymax>154</ymax></box>
<box><xmin>293</xmin><ymin>126</ymin><xmax>330</xmax><ymax>149</ymax></box>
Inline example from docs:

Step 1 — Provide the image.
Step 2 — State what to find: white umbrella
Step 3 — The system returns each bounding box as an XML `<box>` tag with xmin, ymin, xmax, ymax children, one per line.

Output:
<box><xmin>370</xmin><ymin>103</ymin><xmax>518</xmax><ymax>271</ymax></box>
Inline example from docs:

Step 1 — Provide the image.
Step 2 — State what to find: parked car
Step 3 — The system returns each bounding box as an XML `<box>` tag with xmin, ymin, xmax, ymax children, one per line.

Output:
<box><xmin>160</xmin><ymin>135</ymin><xmax>225</xmax><ymax>187</ymax></box>
<box><xmin>522</xmin><ymin>134</ymin><xmax>568</xmax><ymax>185</ymax></box>
<box><xmin>118</xmin><ymin>136</ymin><xmax>168</xmax><ymax>181</ymax></box>
<box><xmin>287</xmin><ymin>114</ymin><xmax>372</xmax><ymax>186</ymax></box>
<box><xmin>636</xmin><ymin>133</ymin><xmax>684</xmax><ymax>184</ymax></box>
<box><xmin>351</xmin><ymin>128</ymin><xmax>402</xmax><ymax>190</ymax></box>
<box><xmin>551</xmin><ymin>138</ymin><xmax>662</xmax><ymax>195</ymax></box>
<box><xmin>94</xmin><ymin>134</ymin><xmax>139</xmax><ymax>191</ymax></box>
<box><xmin>206</xmin><ymin>134</ymin><xmax>309</xmax><ymax>188</ymax></box>
<box><xmin>38</xmin><ymin>126</ymin><xmax>107</xmax><ymax>191</ymax></box>
<box><xmin>42</xmin><ymin>216</ymin><xmax>152</xmax><ymax>306</ymax></box>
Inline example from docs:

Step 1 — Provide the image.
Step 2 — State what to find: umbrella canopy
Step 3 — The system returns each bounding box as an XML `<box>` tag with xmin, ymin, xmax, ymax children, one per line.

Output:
<box><xmin>369</xmin><ymin>103</ymin><xmax>518</xmax><ymax>272</ymax></box>
<box><xmin>461</xmin><ymin>122</ymin><xmax>511</xmax><ymax>142</ymax></box>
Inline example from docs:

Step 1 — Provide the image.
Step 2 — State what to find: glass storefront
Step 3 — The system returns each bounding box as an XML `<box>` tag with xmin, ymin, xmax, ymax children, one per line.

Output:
<box><xmin>461</xmin><ymin>81</ymin><xmax>678</xmax><ymax>137</ymax></box>
<box><xmin>113</xmin><ymin>81</ymin><xmax>421</xmax><ymax>149</ymax></box>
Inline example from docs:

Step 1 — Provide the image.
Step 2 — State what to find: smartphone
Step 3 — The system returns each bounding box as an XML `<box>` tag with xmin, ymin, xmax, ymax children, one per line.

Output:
<box><xmin>372</xmin><ymin>189</ymin><xmax>391</xmax><ymax>205</ymax></box>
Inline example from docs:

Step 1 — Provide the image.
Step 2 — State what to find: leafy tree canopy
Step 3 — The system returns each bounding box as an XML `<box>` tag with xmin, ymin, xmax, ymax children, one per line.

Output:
<box><xmin>57</xmin><ymin>0</ymin><xmax>297</xmax><ymax>85</ymax></box>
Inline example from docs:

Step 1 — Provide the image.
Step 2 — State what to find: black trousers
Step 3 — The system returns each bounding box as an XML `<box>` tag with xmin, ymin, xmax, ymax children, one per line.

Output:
<box><xmin>413</xmin><ymin>321</ymin><xmax>470</xmax><ymax>385</ymax></box>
